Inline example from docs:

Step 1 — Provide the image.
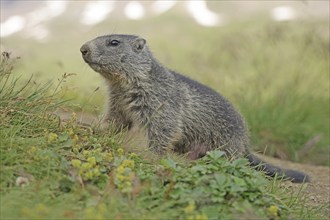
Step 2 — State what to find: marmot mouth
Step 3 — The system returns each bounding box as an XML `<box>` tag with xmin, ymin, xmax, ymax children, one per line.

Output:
<box><xmin>87</xmin><ymin>62</ymin><xmax>103</xmax><ymax>72</ymax></box>
<box><xmin>82</xmin><ymin>56</ymin><xmax>108</xmax><ymax>67</ymax></box>
<box><xmin>82</xmin><ymin>56</ymin><xmax>93</xmax><ymax>64</ymax></box>
<box><xmin>83</xmin><ymin>57</ymin><xmax>101</xmax><ymax>66</ymax></box>
<box><xmin>87</xmin><ymin>63</ymin><xmax>120</xmax><ymax>78</ymax></box>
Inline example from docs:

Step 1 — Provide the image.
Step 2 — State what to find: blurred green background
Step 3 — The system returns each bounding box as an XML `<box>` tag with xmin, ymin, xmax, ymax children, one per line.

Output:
<box><xmin>1</xmin><ymin>1</ymin><xmax>329</xmax><ymax>165</ymax></box>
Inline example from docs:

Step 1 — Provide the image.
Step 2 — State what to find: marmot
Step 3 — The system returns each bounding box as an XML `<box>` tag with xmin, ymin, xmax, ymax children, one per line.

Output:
<box><xmin>80</xmin><ymin>34</ymin><xmax>309</xmax><ymax>183</ymax></box>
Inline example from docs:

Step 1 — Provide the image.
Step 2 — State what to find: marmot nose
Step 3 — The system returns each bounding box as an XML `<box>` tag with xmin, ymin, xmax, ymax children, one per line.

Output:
<box><xmin>80</xmin><ymin>44</ymin><xmax>89</xmax><ymax>56</ymax></box>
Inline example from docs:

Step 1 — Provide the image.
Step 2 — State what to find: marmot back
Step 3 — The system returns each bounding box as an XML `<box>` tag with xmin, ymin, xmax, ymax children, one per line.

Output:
<box><xmin>80</xmin><ymin>34</ymin><xmax>309</xmax><ymax>183</ymax></box>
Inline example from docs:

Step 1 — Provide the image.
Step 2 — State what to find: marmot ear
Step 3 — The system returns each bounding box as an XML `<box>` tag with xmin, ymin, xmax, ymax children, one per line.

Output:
<box><xmin>133</xmin><ymin>38</ymin><xmax>146</xmax><ymax>53</ymax></box>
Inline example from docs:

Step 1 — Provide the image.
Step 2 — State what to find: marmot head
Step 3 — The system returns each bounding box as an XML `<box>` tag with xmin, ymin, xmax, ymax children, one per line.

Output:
<box><xmin>80</xmin><ymin>34</ymin><xmax>152</xmax><ymax>83</ymax></box>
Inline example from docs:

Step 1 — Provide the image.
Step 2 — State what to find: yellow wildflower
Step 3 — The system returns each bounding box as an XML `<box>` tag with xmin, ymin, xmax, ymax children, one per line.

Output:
<box><xmin>103</xmin><ymin>152</ymin><xmax>113</xmax><ymax>162</ymax></box>
<box><xmin>70</xmin><ymin>112</ymin><xmax>77</xmax><ymax>122</ymax></box>
<box><xmin>116</xmin><ymin>174</ymin><xmax>126</xmax><ymax>181</ymax></box>
<box><xmin>83</xmin><ymin>150</ymin><xmax>90</xmax><ymax>157</ymax></box>
<box><xmin>268</xmin><ymin>205</ymin><xmax>279</xmax><ymax>217</ymax></box>
<box><xmin>67</xmin><ymin>128</ymin><xmax>74</xmax><ymax>136</ymax></box>
<box><xmin>81</xmin><ymin>162</ymin><xmax>93</xmax><ymax>170</ymax></box>
<box><xmin>84</xmin><ymin>206</ymin><xmax>104</xmax><ymax>220</ymax></box>
<box><xmin>47</xmin><ymin>132</ymin><xmax>58</xmax><ymax>144</ymax></box>
<box><xmin>117</xmin><ymin>148</ymin><xmax>124</xmax><ymax>156</ymax></box>
<box><xmin>72</xmin><ymin>134</ymin><xmax>79</xmax><ymax>143</ymax></box>
<box><xmin>186</xmin><ymin>216</ymin><xmax>194</xmax><ymax>220</ymax></box>
<box><xmin>195</xmin><ymin>213</ymin><xmax>208</xmax><ymax>220</ymax></box>
<box><xmin>116</xmin><ymin>165</ymin><xmax>125</xmax><ymax>174</ymax></box>
<box><xmin>122</xmin><ymin>159</ymin><xmax>135</xmax><ymax>169</ymax></box>
<box><xmin>87</xmin><ymin>157</ymin><xmax>97</xmax><ymax>166</ymax></box>
<box><xmin>84</xmin><ymin>170</ymin><xmax>94</xmax><ymax>180</ymax></box>
<box><xmin>129</xmin><ymin>152</ymin><xmax>137</xmax><ymax>159</ymax></box>
<box><xmin>114</xmin><ymin>162</ymin><xmax>136</xmax><ymax>193</ymax></box>
<box><xmin>184</xmin><ymin>201</ymin><xmax>196</xmax><ymax>213</ymax></box>
<box><xmin>93</xmin><ymin>167</ymin><xmax>101</xmax><ymax>177</ymax></box>
<box><xmin>72</xmin><ymin>143</ymin><xmax>82</xmax><ymax>153</ymax></box>
<box><xmin>71</xmin><ymin>159</ymin><xmax>81</xmax><ymax>168</ymax></box>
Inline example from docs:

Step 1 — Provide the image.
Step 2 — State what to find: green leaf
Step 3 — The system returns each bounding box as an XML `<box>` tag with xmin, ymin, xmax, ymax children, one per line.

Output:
<box><xmin>160</xmin><ymin>158</ymin><xmax>177</xmax><ymax>171</ymax></box>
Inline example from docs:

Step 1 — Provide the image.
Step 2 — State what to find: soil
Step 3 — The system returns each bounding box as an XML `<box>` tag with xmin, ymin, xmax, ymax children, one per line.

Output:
<box><xmin>55</xmin><ymin>110</ymin><xmax>330</xmax><ymax>217</ymax></box>
<box><xmin>258</xmin><ymin>154</ymin><xmax>330</xmax><ymax>217</ymax></box>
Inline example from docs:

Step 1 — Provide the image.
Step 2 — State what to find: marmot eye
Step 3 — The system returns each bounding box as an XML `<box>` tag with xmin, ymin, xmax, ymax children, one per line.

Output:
<box><xmin>107</xmin><ymin>39</ymin><xmax>119</xmax><ymax>46</ymax></box>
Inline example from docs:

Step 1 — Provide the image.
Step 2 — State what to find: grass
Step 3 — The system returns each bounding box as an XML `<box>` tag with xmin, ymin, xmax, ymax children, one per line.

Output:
<box><xmin>0</xmin><ymin>10</ymin><xmax>329</xmax><ymax>218</ymax></box>
<box><xmin>0</xmin><ymin>53</ymin><xmax>324</xmax><ymax>219</ymax></box>
<box><xmin>2</xmin><ymin>13</ymin><xmax>328</xmax><ymax>166</ymax></box>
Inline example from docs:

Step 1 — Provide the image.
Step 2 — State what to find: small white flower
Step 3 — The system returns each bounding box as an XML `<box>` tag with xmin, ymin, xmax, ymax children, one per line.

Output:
<box><xmin>16</xmin><ymin>176</ymin><xmax>30</xmax><ymax>187</ymax></box>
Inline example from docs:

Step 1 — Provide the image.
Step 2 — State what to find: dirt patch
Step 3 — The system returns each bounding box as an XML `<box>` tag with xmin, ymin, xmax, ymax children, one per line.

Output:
<box><xmin>258</xmin><ymin>154</ymin><xmax>330</xmax><ymax>216</ymax></box>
